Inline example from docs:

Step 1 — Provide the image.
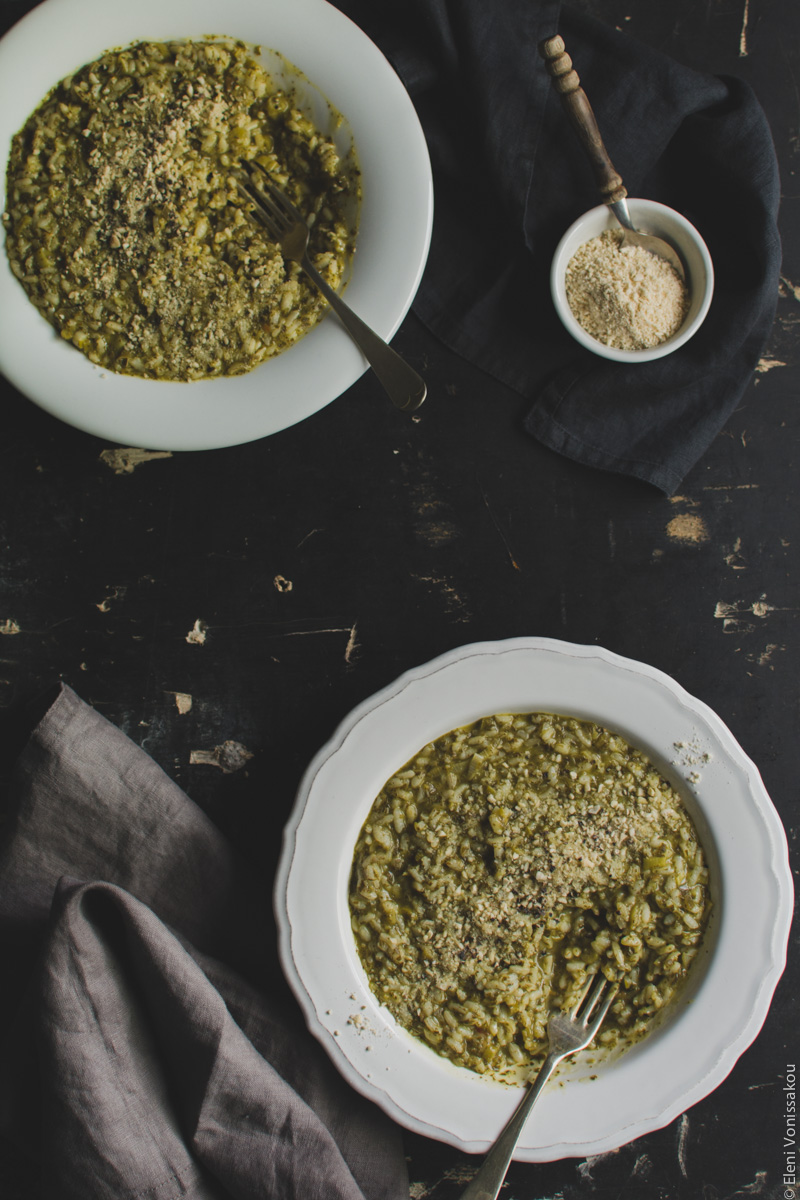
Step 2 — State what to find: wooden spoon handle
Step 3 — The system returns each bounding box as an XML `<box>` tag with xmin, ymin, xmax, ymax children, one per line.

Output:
<box><xmin>538</xmin><ymin>35</ymin><xmax>627</xmax><ymax>205</ymax></box>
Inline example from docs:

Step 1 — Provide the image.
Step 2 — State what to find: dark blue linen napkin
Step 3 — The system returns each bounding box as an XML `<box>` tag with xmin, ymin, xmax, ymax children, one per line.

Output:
<box><xmin>340</xmin><ymin>0</ymin><xmax>781</xmax><ymax>493</ymax></box>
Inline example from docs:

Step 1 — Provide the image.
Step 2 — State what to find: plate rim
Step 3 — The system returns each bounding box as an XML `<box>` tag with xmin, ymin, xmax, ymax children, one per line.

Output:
<box><xmin>0</xmin><ymin>0</ymin><xmax>433</xmax><ymax>449</ymax></box>
<box><xmin>274</xmin><ymin>636</ymin><xmax>794</xmax><ymax>1159</ymax></box>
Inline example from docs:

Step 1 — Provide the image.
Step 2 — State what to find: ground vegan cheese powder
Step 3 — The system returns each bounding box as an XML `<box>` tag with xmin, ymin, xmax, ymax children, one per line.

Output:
<box><xmin>565</xmin><ymin>230</ymin><xmax>689</xmax><ymax>351</ymax></box>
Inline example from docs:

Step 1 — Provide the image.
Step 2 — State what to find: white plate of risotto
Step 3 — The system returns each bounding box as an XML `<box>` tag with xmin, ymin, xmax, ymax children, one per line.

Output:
<box><xmin>0</xmin><ymin>0</ymin><xmax>432</xmax><ymax>449</ymax></box>
<box><xmin>275</xmin><ymin>637</ymin><xmax>793</xmax><ymax>1160</ymax></box>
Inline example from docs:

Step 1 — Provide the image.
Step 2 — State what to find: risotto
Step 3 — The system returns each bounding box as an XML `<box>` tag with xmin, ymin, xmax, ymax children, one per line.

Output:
<box><xmin>2</xmin><ymin>38</ymin><xmax>359</xmax><ymax>380</ymax></box>
<box><xmin>349</xmin><ymin>712</ymin><xmax>712</xmax><ymax>1080</ymax></box>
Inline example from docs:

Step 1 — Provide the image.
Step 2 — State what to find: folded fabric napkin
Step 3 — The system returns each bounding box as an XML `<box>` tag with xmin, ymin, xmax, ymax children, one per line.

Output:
<box><xmin>0</xmin><ymin>684</ymin><xmax>408</xmax><ymax>1200</ymax></box>
<box><xmin>339</xmin><ymin>0</ymin><xmax>781</xmax><ymax>493</ymax></box>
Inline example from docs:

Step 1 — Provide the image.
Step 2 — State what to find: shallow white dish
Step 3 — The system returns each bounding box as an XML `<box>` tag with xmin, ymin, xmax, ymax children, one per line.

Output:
<box><xmin>0</xmin><ymin>0</ymin><xmax>433</xmax><ymax>450</ymax></box>
<box><xmin>275</xmin><ymin>637</ymin><xmax>793</xmax><ymax>1160</ymax></box>
<box><xmin>551</xmin><ymin>200</ymin><xmax>714</xmax><ymax>363</ymax></box>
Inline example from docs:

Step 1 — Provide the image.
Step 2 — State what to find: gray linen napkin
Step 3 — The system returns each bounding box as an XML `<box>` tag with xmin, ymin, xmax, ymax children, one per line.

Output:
<box><xmin>0</xmin><ymin>683</ymin><xmax>408</xmax><ymax>1200</ymax></box>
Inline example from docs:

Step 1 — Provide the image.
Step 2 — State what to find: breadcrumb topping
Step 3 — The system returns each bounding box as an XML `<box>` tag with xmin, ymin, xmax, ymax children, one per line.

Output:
<box><xmin>566</xmin><ymin>230</ymin><xmax>689</xmax><ymax>351</ymax></box>
<box><xmin>350</xmin><ymin>712</ymin><xmax>711</xmax><ymax>1080</ymax></box>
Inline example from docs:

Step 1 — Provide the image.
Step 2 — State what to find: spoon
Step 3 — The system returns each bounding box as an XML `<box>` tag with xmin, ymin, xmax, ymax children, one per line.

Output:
<box><xmin>539</xmin><ymin>35</ymin><xmax>686</xmax><ymax>281</ymax></box>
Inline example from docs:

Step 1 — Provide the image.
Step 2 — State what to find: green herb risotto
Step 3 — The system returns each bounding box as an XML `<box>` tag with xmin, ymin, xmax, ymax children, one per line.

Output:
<box><xmin>3</xmin><ymin>38</ymin><xmax>359</xmax><ymax>380</ymax></box>
<box><xmin>349</xmin><ymin>712</ymin><xmax>712</xmax><ymax>1080</ymax></box>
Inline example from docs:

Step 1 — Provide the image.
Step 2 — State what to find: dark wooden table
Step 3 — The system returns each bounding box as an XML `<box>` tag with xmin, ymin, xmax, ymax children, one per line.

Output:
<box><xmin>1</xmin><ymin>0</ymin><xmax>797</xmax><ymax>1196</ymax></box>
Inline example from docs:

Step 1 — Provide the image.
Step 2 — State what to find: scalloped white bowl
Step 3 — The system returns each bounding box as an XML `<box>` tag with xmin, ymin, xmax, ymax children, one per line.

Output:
<box><xmin>275</xmin><ymin>637</ymin><xmax>792</xmax><ymax>1161</ymax></box>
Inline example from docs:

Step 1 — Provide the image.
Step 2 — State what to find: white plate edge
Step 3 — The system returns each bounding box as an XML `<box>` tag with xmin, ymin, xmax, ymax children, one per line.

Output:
<box><xmin>274</xmin><ymin>636</ymin><xmax>794</xmax><ymax>1158</ymax></box>
<box><xmin>0</xmin><ymin>0</ymin><xmax>434</xmax><ymax>448</ymax></box>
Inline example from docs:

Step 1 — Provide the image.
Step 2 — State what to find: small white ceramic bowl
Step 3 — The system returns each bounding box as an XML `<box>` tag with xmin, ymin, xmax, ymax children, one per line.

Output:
<box><xmin>551</xmin><ymin>199</ymin><xmax>714</xmax><ymax>363</ymax></box>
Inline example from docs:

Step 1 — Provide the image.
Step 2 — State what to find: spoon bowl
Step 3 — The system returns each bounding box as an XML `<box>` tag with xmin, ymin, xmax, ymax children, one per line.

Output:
<box><xmin>608</xmin><ymin>197</ymin><xmax>687</xmax><ymax>281</ymax></box>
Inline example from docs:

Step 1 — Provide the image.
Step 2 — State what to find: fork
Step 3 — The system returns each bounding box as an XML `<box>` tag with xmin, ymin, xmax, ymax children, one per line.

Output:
<box><xmin>236</xmin><ymin>161</ymin><xmax>426</xmax><ymax>411</ymax></box>
<box><xmin>458</xmin><ymin>973</ymin><xmax>618</xmax><ymax>1200</ymax></box>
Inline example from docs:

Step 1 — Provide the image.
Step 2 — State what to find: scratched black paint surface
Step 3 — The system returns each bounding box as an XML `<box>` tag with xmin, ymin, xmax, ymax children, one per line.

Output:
<box><xmin>0</xmin><ymin>0</ymin><xmax>797</xmax><ymax>1197</ymax></box>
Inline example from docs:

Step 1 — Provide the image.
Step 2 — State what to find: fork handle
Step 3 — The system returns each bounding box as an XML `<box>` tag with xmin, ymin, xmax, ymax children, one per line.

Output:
<box><xmin>300</xmin><ymin>257</ymin><xmax>426</xmax><ymax>412</ymax></box>
<box><xmin>458</xmin><ymin>1051</ymin><xmax>563</xmax><ymax>1200</ymax></box>
<box><xmin>538</xmin><ymin>35</ymin><xmax>627</xmax><ymax>205</ymax></box>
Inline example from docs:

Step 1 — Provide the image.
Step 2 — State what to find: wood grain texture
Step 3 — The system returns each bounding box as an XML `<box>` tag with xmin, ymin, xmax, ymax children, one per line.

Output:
<box><xmin>0</xmin><ymin>0</ymin><xmax>798</xmax><ymax>1197</ymax></box>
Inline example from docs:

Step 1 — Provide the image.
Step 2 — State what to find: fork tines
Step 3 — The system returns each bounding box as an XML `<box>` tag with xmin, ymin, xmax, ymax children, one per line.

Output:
<box><xmin>573</xmin><ymin>972</ymin><xmax>618</xmax><ymax>1031</ymax></box>
<box><xmin>235</xmin><ymin>159</ymin><xmax>294</xmax><ymax>241</ymax></box>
